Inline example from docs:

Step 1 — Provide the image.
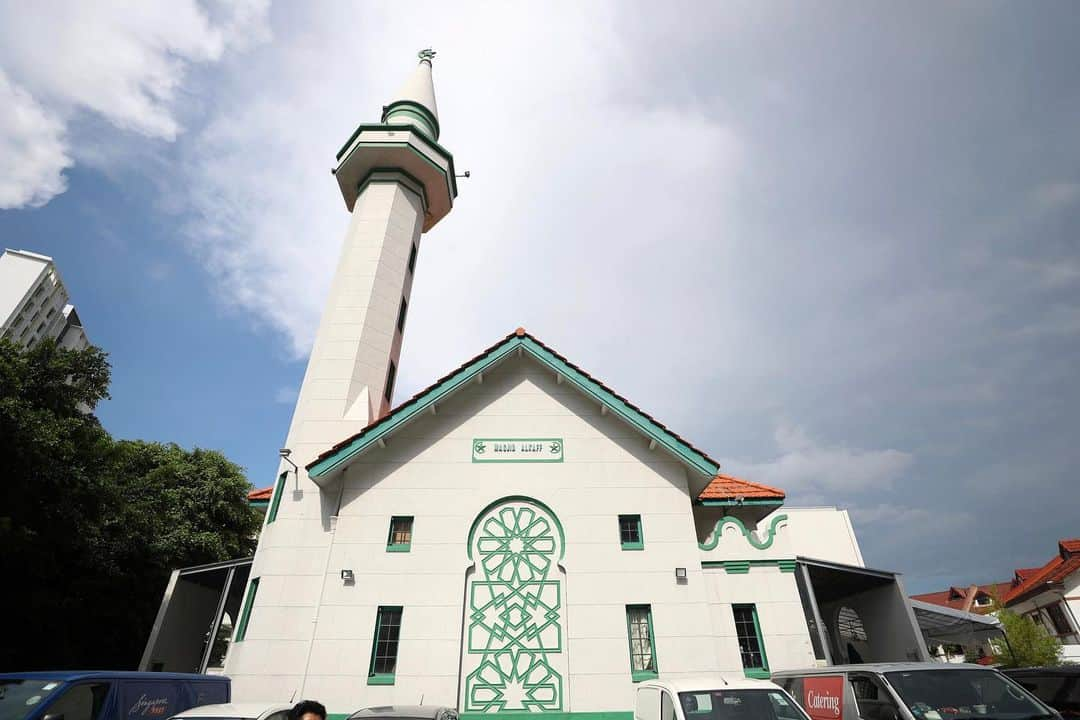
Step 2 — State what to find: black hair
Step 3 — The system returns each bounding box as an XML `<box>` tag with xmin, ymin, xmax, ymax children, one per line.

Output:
<box><xmin>290</xmin><ymin>701</ymin><xmax>327</xmax><ymax>720</ymax></box>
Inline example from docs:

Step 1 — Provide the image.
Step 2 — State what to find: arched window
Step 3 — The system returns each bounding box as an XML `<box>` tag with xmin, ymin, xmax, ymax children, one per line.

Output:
<box><xmin>837</xmin><ymin>606</ymin><xmax>868</xmax><ymax>641</ymax></box>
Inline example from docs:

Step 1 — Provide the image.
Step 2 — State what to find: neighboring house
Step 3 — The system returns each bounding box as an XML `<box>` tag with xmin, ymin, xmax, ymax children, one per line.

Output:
<box><xmin>911</xmin><ymin>538</ymin><xmax>1080</xmax><ymax>663</ymax></box>
<box><xmin>0</xmin><ymin>248</ymin><xmax>89</xmax><ymax>350</ymax></box>
<box><xmin>1002</xmin><ymin>539</ymin><xmax>1080</xmax><ymax>661</ymax></box>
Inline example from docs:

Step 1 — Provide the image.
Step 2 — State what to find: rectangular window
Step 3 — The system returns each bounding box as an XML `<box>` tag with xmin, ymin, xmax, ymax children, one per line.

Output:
<box><xmin>1046</xmin><ymin>602</ymin><xmax>1073</xmax><ymax>636</ymax></box>
<box><xmin>385</xmin><ymin>361</ymin><xmax>396</xmax><ymax>403</ymax></box>
<box><xmin>626</xmin><ymin>604</ymin><xmax>658</xmax><ymax>681</ymax></box>
<box><xmin>619</xmin><ymin>514</ymin><xmax>644</xmax><ymax>550</ymax></box>
<box><xmin>387</xmin><ymin>516</ymin><xmax>413</xmax><ymax>552</ymax></box>
<box><xmin>407</xmin><ymin>242</ymin><xmax>418</xmax><ymax>274</ymax></box>
<box><xmin>235</xmin><ymin>577</ymin><xmax>260</xmax><ymax>642</ymax></box>
<box><xmin>368</xmin><ymin>606</ymin><xmax>403</xmax><ymax>684</ymax></box>
<box><xmin>397</xmin><ymin>296</ymin><xmax>408</xmax><ymax>334</ymax></box>
<box><xmin>266</xmin><ymin>472</ymin><xmax>287</xmax><ymax>524</ymax></box>
<box><xmin>733</xmin><ymin>603</ymin><xmax>769</xmax><ymax>677</ymax></box>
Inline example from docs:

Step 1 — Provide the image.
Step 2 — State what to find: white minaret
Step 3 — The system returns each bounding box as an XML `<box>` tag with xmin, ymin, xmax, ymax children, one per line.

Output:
<box><xmin>224</xmin><ymin>51</ymin><xmax>458</xmax><ymax>694</ymax></box>
<box><xmin>283</xmin><ymin>48</ymin><xmax>457</xmax><ymax>487</ymax></box>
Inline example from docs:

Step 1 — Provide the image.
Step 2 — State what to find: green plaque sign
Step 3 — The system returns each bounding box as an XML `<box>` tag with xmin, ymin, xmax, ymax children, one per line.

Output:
<box><xmin>472</xmin><ymin>438</ymin><xmax>563</xmax><ymax>463</ymax></box>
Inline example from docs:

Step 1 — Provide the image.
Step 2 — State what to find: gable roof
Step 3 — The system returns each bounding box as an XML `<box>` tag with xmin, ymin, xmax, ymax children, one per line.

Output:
<box><xmin>1004</xmin><ymin>539</ymin><xmax>1080</xmax><ymax>604</ymax></box>
<box><xmin>698</xmin><ymin>474</ymin><xmax>785</xmax><ymax>505</ymax></box>
<box><xmin>306</xmin><ymin>328</ymin><xmax>724</xmax><ymax>480</ymax></box>
<box><xmin>248</xmin><ymin>486</ymin><xmax>272</xmax><ymax>504</ymax></box>
<box><xmin>911</xmin><ymin>582</ymin><xmax>1011</xmax><ymax>614</ymax></box>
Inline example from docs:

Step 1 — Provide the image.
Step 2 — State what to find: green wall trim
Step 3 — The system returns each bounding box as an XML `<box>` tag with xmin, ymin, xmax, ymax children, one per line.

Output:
<box><xmin>307</xmin><ymin>335</ymin><xmax>720</xmax><ymax>479</ymax></box>
<box><xmin>701</xmin><ymin>558</ymin><xmax>798</xmax><ymax>573</ymax></box>
<box><xmin>466</xmin><ymin>495</ymin><xmax>565</xmax><ymax>562</ymax></box>
<box><xmin>366</xmin><ymin>673</ymin><xmax>395</xmax><ymax>685</ymax></box>
<box><xmin>698</xmin><ymin>514</ymin><xmax>788</xmax><ymax>551</ymax></box>
<box><xmin>744</xmin><ymin>668</ymin><xmax>771</xmax><ymax>679</ymax></box>
<box><xmin>234</xmin><ymin>577</ymin><xmax>259</xmax><ymax>642</ymax></box>
<box><xmin>460</xmin><ymin>713</ymin><xmax>632</xmax><ymax>720</ymax></box>
<box><xmin>335</xmin><ymin>123</ymin><xmax>458</xmax><ymax>198</ymax></box>
<box><xmin>266</xmin><ymin>471</ymin><xmax>287</xmax><ymax>524</ymax></box>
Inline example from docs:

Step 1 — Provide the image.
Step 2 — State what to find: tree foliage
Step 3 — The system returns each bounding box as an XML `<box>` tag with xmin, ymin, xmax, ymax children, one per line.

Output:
<box><xmin>0</xmin><ymin>338</ymin><xmax>260</xmax><ymax>670</ymax></box>
<box><xmin>991</xmin><ymin>603</ymin><xmax>1064</xmax><ymax>668</ymax></box>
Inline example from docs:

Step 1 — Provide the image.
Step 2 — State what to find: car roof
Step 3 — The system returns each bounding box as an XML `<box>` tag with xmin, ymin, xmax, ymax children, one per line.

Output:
<box><xmin>772</xmin><ymin>663</ymin><xmax>992</xmax><ymax>676</ymax></box>
<box><xmin>1003</xmin><ymin>666</ymin><xmax>1080</xmax><ymax>676</ymax></box>
<box><xmin>348</xmin><ymin>706</ymin><xmax>455</xmax><ymax>720</ymax></box>
<box><xmin>172</xmin><ymin>704</ymin><xmax>291</xmax><ymax>719</ymax></box>
<box><xmin>0</xmin><ymin>672</ymin><xmax>226</xmax><ymax>682</ymax></box>
<box><xmin>638</xmin><ymin>675</ymin><xmax>783</xmax><ymax>693</ymax></box>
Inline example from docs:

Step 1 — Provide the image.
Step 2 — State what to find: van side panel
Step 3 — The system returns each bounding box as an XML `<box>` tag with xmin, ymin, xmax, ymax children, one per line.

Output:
<box><xmin>119</xmin><ymin>680</ymin><xmax>183</xmax><ymax>720</ymax></box>
<box><xmin>636</xmin><ymin>687</ymin><xmax>661</xmax><ymax>720</ymax></box>
<box><xmin>186</xmin><ymin>681</ymin><xmax>229</xmax><ymax>708</ymax></box>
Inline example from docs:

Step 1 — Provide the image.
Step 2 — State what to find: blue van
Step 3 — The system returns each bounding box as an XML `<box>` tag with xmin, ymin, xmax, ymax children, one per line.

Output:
<box><xmin>0</xmin><ymin>672</ymin><xmax>229</xmax><ymax>720</ymax></box>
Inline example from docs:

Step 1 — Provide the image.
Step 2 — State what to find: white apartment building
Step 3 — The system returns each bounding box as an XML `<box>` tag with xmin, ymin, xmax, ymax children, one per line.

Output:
<box><xmin>0</xmin><ymin>248</ymin><xmax>89</xmax><ymax>350</ymax></box>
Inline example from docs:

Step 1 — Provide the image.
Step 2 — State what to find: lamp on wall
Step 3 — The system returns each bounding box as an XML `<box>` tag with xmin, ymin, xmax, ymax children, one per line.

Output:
<box><xmin>341</xmin><ymin>569</ymin><xmax>355</xmax><ymax>584</ymax></box>
<box><xmin>675</xmin><ymin>567</ymin><xmax>687</xmax><ymax>583</ymax></box>
<box><xmin>279</xmin><ymin>448</ymin><xmax>300</xmax><ymax>489</ymax></box>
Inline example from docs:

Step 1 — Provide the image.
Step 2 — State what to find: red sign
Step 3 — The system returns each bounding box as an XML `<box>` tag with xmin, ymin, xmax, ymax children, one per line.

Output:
<box><xmin>803</xmin><ymin>676</ymin><xmax>845</xmax><ymax>720</ymax></box>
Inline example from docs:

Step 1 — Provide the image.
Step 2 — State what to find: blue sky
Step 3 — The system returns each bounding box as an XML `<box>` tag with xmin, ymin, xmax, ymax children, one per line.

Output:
<box><xmin>1</xmin><ymin>1</ymin><xmax>1078</xmax><ymax>593</ymax></box>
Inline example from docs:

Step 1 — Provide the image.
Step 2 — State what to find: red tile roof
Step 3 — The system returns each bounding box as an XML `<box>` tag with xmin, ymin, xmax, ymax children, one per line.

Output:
<box><xmin>1004</xmin><ymin>538</ymin><xmax>1080</xmax><ymax>604</ymax></box>
<box><xmin>911</xmin><ymin>583</ymin><xmax>1010</xmax><ymax>614</ymax></box>
<box><xmin>699</xmin><ymin>474</ymin><xmax>785</xmax><ymax>502</ymax></box>
<box><xmin>307</xmin><ymin>329</ymin><xmax>726</xmax><ymax>476</ymax></box>
<box><xmin>248</xmin><ymin>487</ymin><xmax>273</xmax><ymax>502</ymax></box>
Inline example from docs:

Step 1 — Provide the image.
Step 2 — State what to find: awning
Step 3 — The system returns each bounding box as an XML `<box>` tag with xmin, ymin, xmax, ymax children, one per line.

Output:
<box><xmin>910</xmin><ymin>598</ymin><xmax>1003</xmax><ymax>645</ymax></box>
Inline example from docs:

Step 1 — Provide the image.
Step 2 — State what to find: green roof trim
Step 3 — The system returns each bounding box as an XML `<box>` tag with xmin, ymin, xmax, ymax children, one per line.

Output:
<box><xmin>699</xmin><ymin>514</ymin><xmax>789</xmax><ymax>552</ymax></box>
<box><xmin>306</xmin><ymin>333</ymin><xmax>721</xmax><ymax>479</ymax></box>
<box><xmin>334</xmin><ymin>123</ymin><xmax>458</xmax><ymax>198</ymax></box>
<box><xmin>382</xmin><ymin>100</ymin><xmax>440</xmax><ymax>140</ymax></box>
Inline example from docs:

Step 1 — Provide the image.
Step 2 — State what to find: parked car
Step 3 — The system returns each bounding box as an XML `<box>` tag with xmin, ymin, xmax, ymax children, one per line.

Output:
<box><xmin>0</xmin><ymin>671</ymin><xmax>229</xmax><ymax>720</ymax></box>
<box><xmin>772</xmin><ymin>663</ymin><xmax>1059</xmax><ymax>720</ymax></box>
<box><xmin>347</xmin><ymin>707</ymin><xmax>457</xmax><ymax>720</ymax></box>
<box><xmin>168</xmin><ymin>704</ymin><xmax>291</xmax><ymax>720</ymax></box>
<box><xmin>634</xmin><ymin>676</ymin><xmax>811</xmax><ymax>720</ymax></box>
<box><xmin>1003</xmin><ymin>667</ymin><xmax>1080</xmax><ymax>718</ymax></box>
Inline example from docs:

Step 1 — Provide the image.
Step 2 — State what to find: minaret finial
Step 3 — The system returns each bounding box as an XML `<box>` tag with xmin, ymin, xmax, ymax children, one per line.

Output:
<box><xmin>418</xmin><ymin>48</ymin><xmax>436</xmax><ymax>64</ymax></box>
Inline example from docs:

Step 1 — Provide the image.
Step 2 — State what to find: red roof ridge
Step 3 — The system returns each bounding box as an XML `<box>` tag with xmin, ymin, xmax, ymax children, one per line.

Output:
<box><xmin>248</xmin><ymin>486</ymin><xmax>273</xmax><ymax>501</ymax></box>
<box><xmin>515</xmin><ymin>327</ymin><xmax>526</xmax><ymax>337</ymax></box>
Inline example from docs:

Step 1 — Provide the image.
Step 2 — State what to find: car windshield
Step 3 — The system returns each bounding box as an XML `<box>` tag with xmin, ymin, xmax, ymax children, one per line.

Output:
<box><xmin>884</xmin><ymin>670</ymin><xmax>1055</xmax><ymax>720</ymax></box>
<box><xmin>0</xmin><ymin>679</ymin><xmax>64</xmax><ymax>720</ymax></box>
<box><xmin>679</xmin><ymin>689</ymin><xmax>812</xmax><ymax>720</ymax></box>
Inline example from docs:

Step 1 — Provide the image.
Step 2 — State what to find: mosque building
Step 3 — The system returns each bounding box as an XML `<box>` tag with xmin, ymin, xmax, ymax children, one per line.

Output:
<box><xmin>143</xmin><ymin>52</ymin><xmax>982</xmax><ymax>719</ymax></box>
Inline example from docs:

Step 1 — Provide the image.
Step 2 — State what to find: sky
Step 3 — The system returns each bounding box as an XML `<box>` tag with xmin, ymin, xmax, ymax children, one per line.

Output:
<box><xmin>1</xmin><ymin>1</ymin><xmax>1078</xmax><ymax>593</ymax></box>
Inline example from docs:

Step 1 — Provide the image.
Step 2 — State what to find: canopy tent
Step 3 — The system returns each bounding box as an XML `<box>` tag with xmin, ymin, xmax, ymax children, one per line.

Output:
<box><xmin>910</xmin><ymin>598</ymin><xmax>1004</xmax><ymax>646</ymax></box>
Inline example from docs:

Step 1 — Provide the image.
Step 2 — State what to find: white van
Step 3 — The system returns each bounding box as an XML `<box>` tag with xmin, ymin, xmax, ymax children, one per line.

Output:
<box><xmin>635</xmin><ymin>676</ymin><xmax>813</xmax><ymax>720</ymax></box>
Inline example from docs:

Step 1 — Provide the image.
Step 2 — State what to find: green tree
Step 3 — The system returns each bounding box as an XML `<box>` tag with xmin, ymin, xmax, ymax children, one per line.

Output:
<box><xmin>0</xmin><ymin>338</ymin><xmax>260</xmax><ymax>670</ymax></box>
<box><xmin>991</xmin><ymin>604</ymin><xmax>1064</xmax><ymax>667</ymax></box>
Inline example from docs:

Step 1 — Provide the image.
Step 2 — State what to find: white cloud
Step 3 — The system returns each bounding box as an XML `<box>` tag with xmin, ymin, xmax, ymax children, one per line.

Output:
<box><xmin>175</xmin><ymin>2</ymin><xmax>744</xmax><ymax>370</ymax></box>
<box><xmin>0</xmin><ymin>69</ymin><xmax>70</xmax><ymax>208</ymax></box>
<box><xmin>0</xmin><ymin>0</ymin><xmax>270</xmax><ymax>209</ymax></box>
<box><xmin>720</xmin><ymin>420</ymin><xmax>915</xmax><ymax>498</ymax></box>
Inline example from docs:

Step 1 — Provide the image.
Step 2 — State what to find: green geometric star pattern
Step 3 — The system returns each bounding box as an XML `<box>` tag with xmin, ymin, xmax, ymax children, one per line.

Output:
<box><xmin>465</xmin><ymin>502</ymin><xmax>563</xmax><ymax>713</ymax></box>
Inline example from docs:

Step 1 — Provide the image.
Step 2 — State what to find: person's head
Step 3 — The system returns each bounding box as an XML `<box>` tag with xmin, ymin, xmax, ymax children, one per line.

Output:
<box><xmin>290</xmin><ymin>700</ymin><xmax>327</xmax><ymax>720</ymax></box>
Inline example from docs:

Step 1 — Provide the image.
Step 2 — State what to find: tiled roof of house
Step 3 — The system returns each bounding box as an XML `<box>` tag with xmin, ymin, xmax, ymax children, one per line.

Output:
<box><xmin>1004</xmin><ymin>539</ymin><xmax>1080</xmax><ymax>604</ymax></box>
<box><xmin>911</xmin><ymin>582</ymin><xmax>1010</xmax><ymax>614</ymax></box>
<box><xmin>698</xmin><ymin>474</ymin><xmax>786</xmax><ymax>503</ymax></box>
<box><xmin>248</xmin><ymin>486</ymin><xmax>273</xmax><ymax>502</ymax></box>
<box><xmin>306</xmin><ymin>329</ymin><xmax>730</xmax><ymax>481</ymax></box>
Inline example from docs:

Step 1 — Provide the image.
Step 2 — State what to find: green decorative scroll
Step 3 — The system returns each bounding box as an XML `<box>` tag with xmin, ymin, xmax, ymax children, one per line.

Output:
<box><xmin>465</xmin><ymin>498</ymin><xmax>564</xmax><ymax>713</ymax></box>
<box><xmin>699</xmin><ymin>514</ymin><xmax>788</xmax><ymax>551</ymax></box>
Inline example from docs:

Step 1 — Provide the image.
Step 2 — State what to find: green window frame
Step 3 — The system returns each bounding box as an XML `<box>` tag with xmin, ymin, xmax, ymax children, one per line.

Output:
<box><xmin>368</xmin><ymin>606</ymin><xmax>403</xmax><ymax>685</ymax></box>
<box><xmin>387</xmin><ymin>516</ymin><xmax>413</xmax><ymax>552</ymax></box>
<box><xmin>266</xmin><ymin>472</ymin><xmax>287</xmax><ymax>524</ymax></box>
<box><xmin>733</xmin><ymin>603</ymin><xmax>769</xmax><ymax>678</ymax></box>
<box><xmin>626</xmin><ymin>604</ymin><xmax>658</xmax><ymax>681</ymax></box>
<box><xmin>619</xmin><ymin>514</ymin><xmax>644</xmax><ymax>550</ymax></box>
<box><xmin>235</xmin><ymin>577</ymin><xmax>260</xmax><ymax>642</ymax></box>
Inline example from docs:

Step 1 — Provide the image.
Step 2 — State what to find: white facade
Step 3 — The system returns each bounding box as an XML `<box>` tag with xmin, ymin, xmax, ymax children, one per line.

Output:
<box><xmin>220</xmin><ymin>53</ymin><xmax>899</xmax><ymax>718</ymax></box>
<box><xmin>0</xmin><ymin>248</ymin><xmax>89</xmax><ymax>350</ymax></box>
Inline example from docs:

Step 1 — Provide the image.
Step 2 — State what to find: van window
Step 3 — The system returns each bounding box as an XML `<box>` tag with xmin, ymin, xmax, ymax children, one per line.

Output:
<box><xmin>850</xmin><ymin>674</ymin><xmax>902</xmax><ymax>720</ymax></box>
<box><xmin>41</xmin><ymin>683</ymin><xmax>111</xmax><ymax>720</ymax></box>
<box><xmin>884</xmin><ymin>669</ymin><xmax>1053</xmax><ymax>720</ymax></box>
<box><xmin>661</xmin><ymin>692</ymin><xmax>677</xmax><ymax>720</ymax></box>
<box><xmin>1</xmin><ymin>679</ymin><xmax>65</xmax><ymax>720</ymax></box>
<box><xmin>636</xmin><ymin>688</ymin><xmax>661</xmax><ymax>720</ymax></box>
<box><xmin>678</xmin><ymin>690</ymin><xmax>811</xmax><ymax>720</ymax></box>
